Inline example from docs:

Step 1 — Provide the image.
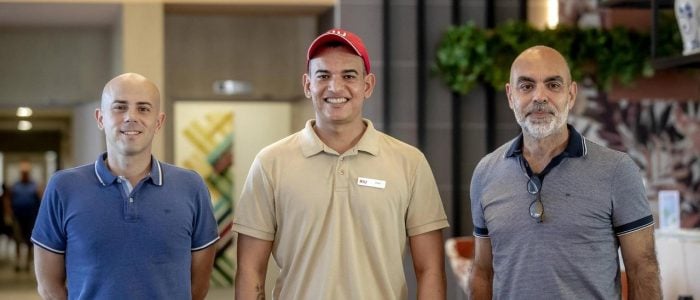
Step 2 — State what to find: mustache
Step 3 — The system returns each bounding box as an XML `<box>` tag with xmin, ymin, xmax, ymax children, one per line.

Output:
<box><xmin>527</xmin><ymin>102</ymin><xmax>555</xmax><ymax>115</ymax></box>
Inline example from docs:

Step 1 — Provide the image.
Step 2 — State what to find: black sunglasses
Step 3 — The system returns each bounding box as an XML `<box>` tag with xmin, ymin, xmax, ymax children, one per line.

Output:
<box><xmin>527</xmin><ymin>176</ymin><xmax>544</xmax><ymax>223</ymax></box>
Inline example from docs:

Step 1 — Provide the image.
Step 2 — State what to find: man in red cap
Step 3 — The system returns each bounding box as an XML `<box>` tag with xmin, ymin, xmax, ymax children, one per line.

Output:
<box><xmin>234</xmin><ymin>29</ymin><xmax>449</xmax><ymax>299</ymax></box>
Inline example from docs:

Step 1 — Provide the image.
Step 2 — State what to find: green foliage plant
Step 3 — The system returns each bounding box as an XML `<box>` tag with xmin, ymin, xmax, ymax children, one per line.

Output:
<box><xmin>434</xmin><ymin>14</ymin><xmax>680</xmax><ymax>95</ymax></box>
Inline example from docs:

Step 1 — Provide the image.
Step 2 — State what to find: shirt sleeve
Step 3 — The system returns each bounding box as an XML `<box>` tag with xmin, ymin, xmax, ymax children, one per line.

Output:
<box><xmin>233</xmin><ymin>155</ymin><xmax>277</xmax><ymax>241</ymax></box>
<box><xmin>31</xmin><ymin>175</ymin><xmax>67</xmax><ymax>254</ymax></box>
<box><xmin>191</xmin><ymin>172</ymin><xmax>220</xmax><ymax>251</ymax></box>
<box><xmin>611</xmin><ymin>154</ymin><xmax>654</xmax><ymax>236</ymax></box>
<box><xmin>405</xmin><ymin>153</ymin><xmax>449</xmax><ymax>237</ymax></box>
<box><xmin>470</xmin><ymin>158</ymin><xmax>490</xmax><ymax>238</ymax></box>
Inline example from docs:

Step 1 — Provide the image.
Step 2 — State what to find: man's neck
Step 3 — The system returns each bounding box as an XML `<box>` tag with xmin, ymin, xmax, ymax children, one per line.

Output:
<box><xmin>313</xmin><ymin>119</ymin><xmax>367</xmax><ymax>154</ymax></box>
<box><xmin>522</xmin><ymin>126</ymin><xmax>569</xmax><ymax>174</ymax></box>
<box><xmin>105</xmin><ymin>151</ymin><xmax>152</xmax><ymax>187</ymax></box>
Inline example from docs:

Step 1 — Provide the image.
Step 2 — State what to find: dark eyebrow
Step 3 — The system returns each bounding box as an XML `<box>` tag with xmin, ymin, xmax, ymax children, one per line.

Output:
<box><xmin>516</xmin><ymin>76</ymin><xmax>535</xmax><ymax>83</ymax></box>
<box><xmin>314</xmin><ymin>69</ymin><xmax>360</xmax><ymax>75</ymax></box>
<box><xmin>111</xmin><ymin>100</ymin><xmax>153</xmax><ymax>107</ymax></box>
<box><xmin>544</xmin><ymin>76</ymin><xmax>564</xmax><ymax>83</ymax></box>
<box><xmin>516</xmin><ymin>76</ymin><xmax>565</xmax><ymax>83</ymax></box>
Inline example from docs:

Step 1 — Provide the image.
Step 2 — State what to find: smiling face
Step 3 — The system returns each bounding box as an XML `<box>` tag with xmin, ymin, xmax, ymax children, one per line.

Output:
<box><xmin>506</xmin><ymin>46</ymin><xmax>577</xmax><ymax>140</ymax></box>
<box><xmin>95</xmin><ymin>73</ymin><xmax>165</xmax><ymax>159</ymax></box>
<box><xmin>303</xmin><ymin>46</ymin><xmax>375</xmax><ymax>129</ymax></box>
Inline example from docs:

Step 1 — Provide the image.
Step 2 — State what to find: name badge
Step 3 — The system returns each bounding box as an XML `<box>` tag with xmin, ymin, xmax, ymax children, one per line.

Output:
<box><xmin>357</xmin><ymin>177</ymin><xmax>386</xmax><ymax>189</ymax></box>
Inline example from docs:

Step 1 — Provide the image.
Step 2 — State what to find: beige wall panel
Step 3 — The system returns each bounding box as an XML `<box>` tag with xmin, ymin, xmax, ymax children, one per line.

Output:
<box><xmin>165</xmin><ymin>14</ymin><xmax>315</xmax><ymax>100</ymax></box>
<box><xmin>0</xmin><ymin>27</ymin><xmax>111</xmax><ymax>105</ymax></box>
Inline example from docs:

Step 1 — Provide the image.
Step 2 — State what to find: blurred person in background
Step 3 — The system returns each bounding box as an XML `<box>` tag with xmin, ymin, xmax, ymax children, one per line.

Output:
<box><xmin>9</xmin><ymin>160</ymin><xmax>43</xmax><ymax>272</ymax></box>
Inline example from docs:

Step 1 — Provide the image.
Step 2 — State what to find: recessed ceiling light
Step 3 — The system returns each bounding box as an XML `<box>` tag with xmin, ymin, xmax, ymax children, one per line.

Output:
<box><xmin>17</xmin><ymin>107</ymin><xmax>33</xmax><ymax>117</ymax></box>
<box><xmin>18</xmin><ymin>120</ymin><xmax>32</xmax><ymax>131</ymax></box>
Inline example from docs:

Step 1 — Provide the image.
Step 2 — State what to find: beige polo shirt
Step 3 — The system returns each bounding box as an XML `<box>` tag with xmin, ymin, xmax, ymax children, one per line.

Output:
<box><xmin>234</xmin><ymin>119</ymin><xmax>449</xmax><ymax>300</ymax></box>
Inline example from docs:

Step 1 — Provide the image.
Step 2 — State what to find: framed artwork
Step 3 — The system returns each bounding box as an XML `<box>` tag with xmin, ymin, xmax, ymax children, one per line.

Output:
<box><xmin>174</xmin><ymin>101</ymin><xmax>294</xmax><ymax>286</ymax></box>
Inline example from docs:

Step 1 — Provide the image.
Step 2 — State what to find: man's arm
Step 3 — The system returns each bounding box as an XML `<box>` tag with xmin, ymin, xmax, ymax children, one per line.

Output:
<box><xmin>409</xmin><ymin>229</ymin><xmax>446</xmax><ymax>300</ymax></box>
<box><xmin>468</xmin><ymin>237</ymin><xmax>493</xmax><ymax>300</ymax></box>
<box><xmin>619</xmin><ymin>226</ymin><xmax>661</xmax><ymax>299</ymax></box>
<box><xmin>34</xmin><ymin>245</ymin><xmax>67</xmax><ymax>300</ymax></box>
<box><xmin>191</xmin><ymin>244</ymin><xmax>217</xmax><ymax>300</ymax></box>
<box><xmin>236</xmin><ymin>233</ymin><xmax>273</xmax><ymax>300</ymax></box>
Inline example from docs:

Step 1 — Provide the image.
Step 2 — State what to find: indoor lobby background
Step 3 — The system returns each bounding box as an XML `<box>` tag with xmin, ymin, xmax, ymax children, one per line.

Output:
<box><xmin>1</xmin><ymin>0</ymin><xmax>698</xmax><ymax>299</ymax></box>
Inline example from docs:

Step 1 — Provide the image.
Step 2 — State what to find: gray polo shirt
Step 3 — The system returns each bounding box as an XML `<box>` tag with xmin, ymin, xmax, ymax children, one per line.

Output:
<box><xmin>471</xmin><ymin>125</ymin><xmax>653</xmax><ymax>299</ymax></box>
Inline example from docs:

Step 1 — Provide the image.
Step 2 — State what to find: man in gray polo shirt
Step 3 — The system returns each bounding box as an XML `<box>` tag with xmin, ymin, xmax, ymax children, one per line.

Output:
<box><xmin>469</xmin><ymin>46</ymin><xmax>661</xmax><ymax>299</ymax></box>
<box><xmin>234</xmin><ymin>29</ymin><xmax>449</xmax><ymax>299</ymax></box>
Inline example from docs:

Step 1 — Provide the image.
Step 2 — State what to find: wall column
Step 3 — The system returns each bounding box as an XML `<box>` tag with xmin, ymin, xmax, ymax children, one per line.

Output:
<box><xmin>120</xmin><ymin>3</ymin><xmax>165</xmax><ymax>160</ymax></box>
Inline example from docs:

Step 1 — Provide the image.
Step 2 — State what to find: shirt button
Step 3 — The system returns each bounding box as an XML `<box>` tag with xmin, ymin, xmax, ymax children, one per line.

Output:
<box><xmin>339</xmin><ymin>169</ymin><xmax>345</xmax><ymax>175</ymax></box>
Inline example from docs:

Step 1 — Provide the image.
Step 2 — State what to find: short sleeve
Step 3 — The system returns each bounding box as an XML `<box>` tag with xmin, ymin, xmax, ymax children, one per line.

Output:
<box><xmin>191</xmin><ymin>173</ymin><xmax>220</xmax><ymax>251</ymax></box>
<box><xmin>611</xmin><ymin>154</ymin><xmax>654</xmax><ymax>235</ymax></box>
<box><xmin>31</xmin><ymin>175</ymin><xmax>67</xmax><ymax>254</ymax></box>
<box><xmin>233</xmin><ymin>156</ymin><xmax>277</xmax><ymax>241</ymax></box>
<box><xmin>470</xmin><ymin>158</ymin><xmax>489</xmax><ymax>238</ymax></box>
<box><xmin>405</xmin><ymin>154</ymin><xmax>449</xmax><ymax>237</ymax></box>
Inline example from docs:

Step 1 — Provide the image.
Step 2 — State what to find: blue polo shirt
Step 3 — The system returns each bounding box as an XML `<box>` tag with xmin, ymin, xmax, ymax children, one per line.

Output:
<box><xmin>32</xmin><ymin>153</ymin><xmax>219</xmax><ymax>300</ymax></box>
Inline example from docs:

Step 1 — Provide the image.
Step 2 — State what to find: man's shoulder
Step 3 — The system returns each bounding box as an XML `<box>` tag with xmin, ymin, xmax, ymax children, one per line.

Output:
<box><xmin>157</xmin><ymin>161</ymin><xmax>204</xmax><ymax>182</ymax></box>
<box><xmin>583</xmin><ymin>138</ymin><xmax>626</xmax><ymax>158</ymax></box>
<box><xmin>51</xmin><ymin>163</ymin><xmax>97</xmax><ymax>181</ymax></box>
<box><xmin>256</xmin><ymin>132</ymin><xmax>303</xmax><ymax>158</ymax></box>
<box><xmin>375</xmin><ymin>131</ymin><xmax>425</xmax><ymax>158</ymax></box>
<box><xmin>479</xmin><ymin>139</ymin><xmax>516</xmax><ymax>164</ymax></box>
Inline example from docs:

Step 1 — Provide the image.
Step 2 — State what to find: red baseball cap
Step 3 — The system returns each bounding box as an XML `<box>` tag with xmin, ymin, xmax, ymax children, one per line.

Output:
<box><xmin>306</xmin><ymin>28</ymin><xmax>371</xmax><ymax>74</ymax></box>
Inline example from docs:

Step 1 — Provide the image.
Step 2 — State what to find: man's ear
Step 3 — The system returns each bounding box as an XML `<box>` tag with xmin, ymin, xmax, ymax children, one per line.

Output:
<box><xmin>505</xmin><ymin>83</ymin><xmax>515</xmax><ymax>110</ymax></box>
<box><xmin>155</xmin><ymin>112</ymin><xmax>166</xmax><ymax>132</ymax></box>
<box><xmin>363</xmin><ymin>73</ymin><xmax>376</xmax><ymax>99</ymax></box>
<box><xmin>302</xmin><ymin>73</ymin><xmax>311</xmax><ymax>99</ymax></box>
<box><xmin>568</xmin><ymin>81</ymin><xmax>578</xmax><ymax>109</ymax></box>
<box><xmin>95</xmin><ymin>108</ymin><xmax>105</xmax><ymax>130</ymax></box>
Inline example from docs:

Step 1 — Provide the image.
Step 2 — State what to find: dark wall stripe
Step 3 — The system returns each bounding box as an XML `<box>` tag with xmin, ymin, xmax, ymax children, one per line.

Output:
<box><xmin>417</xmin><ymin>0</ymin><xmax>426</xmax><ymax>151</ymax></box>
<box><xmin>382</xmin><ymin>0</ymin><xmax>391</xmax><ymax>133</ymax></box>
<box><xmin>451</xmin><ymin>0</ymin><xmax>463</xmax><ymax>237</ymax></box>
<box><xmin>485</xmin><ymin>0</ymin><xmax>497</xmax><ymax>151</ymax></box>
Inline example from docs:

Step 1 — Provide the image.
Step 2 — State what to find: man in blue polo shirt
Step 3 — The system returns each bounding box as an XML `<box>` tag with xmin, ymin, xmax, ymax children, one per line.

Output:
<box><xmin>469</xmin><ymin>46</ymin><xmax>661</xmax><ymax>299</ymax></box>
<box><xmin>31</xmin><ymin>73</ymin><xmax>220</xmax><ymax>300</ymax></box>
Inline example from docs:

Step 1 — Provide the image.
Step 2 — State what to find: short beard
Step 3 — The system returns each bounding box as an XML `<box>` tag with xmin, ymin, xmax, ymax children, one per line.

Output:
<box><xmin>514</xmin><ymin>102</ymin><xmax>568</xmax><ymax>140</ymax></box>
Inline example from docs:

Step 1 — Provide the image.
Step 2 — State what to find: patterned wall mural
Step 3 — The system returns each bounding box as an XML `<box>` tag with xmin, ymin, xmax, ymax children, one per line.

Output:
<box><xmin>571</xmin><ymin>86</ymin><xmax>700</xmax><ymax>228</ymax></box>
<box><xmin>177</xmin><ymin>108</ymin><xmax>235</xmax><ymax>286</ymax></box>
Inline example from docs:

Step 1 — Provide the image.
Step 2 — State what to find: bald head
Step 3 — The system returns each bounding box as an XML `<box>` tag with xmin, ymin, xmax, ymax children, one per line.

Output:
<box><xmin>101</xmin><ymin>73</ymin><xmax>161</xmax><ymax>111</ymax></box>
<box><xmin>510</xmin><ymin>46</ymin><xmax>572</xmax><ymax>85</ymax></box>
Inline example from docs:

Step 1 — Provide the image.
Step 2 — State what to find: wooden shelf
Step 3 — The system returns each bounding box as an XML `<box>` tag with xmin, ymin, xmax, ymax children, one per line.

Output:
<box><xmin>652</xmin><ymin>53</ymin><xmax>700</xmax><ymax>69</ymax></box>
<box><xmin>599</xmin><ymin>0</ymin><xmax>673</xmax><ymax>9</ymax></box>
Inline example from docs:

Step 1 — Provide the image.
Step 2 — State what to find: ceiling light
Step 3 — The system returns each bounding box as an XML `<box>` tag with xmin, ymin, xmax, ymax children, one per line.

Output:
<box><xmin>213</xmin><ymin>80</ymin><xmax>252</xmax><ymax>95</ymax></box>
<box><xmin>17</xmin><ymin>107</ymin><xmax>33</xmax><ymax>117</ymax></box>
<box><xmin>18</xmin><ymin>120</ymin><xmax>32</xmax><ymax>131</ymax></box>
<box><xmin>546</xmin><ymin>0</ymin><xmax>559</xmax><ymax>29</ymax></box>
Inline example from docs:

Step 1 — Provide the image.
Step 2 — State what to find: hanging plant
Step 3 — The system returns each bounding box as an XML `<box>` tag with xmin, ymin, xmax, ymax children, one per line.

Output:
<box><xmin>434</xmin><ymin>14</ymin><xmax>681</xmax><ymax>95</ymax></box>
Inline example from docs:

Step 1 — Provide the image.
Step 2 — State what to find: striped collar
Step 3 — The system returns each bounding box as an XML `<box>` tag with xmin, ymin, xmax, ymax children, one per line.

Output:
<box><xmin>505</xmin><ymin>124</ymin><xmax>588</xmax><ymax>159</ymax></box>
<box><xmin>94</xmin><ymin>152</ymin><xmax>163</xmax><ymax>187</ymax></box>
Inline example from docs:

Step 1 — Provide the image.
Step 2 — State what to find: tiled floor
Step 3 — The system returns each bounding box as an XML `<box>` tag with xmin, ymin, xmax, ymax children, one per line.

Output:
<box><xmin>0</xmin><ymin>236</ymin><xmax>232</xmax><ymax>300</ymax></box>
